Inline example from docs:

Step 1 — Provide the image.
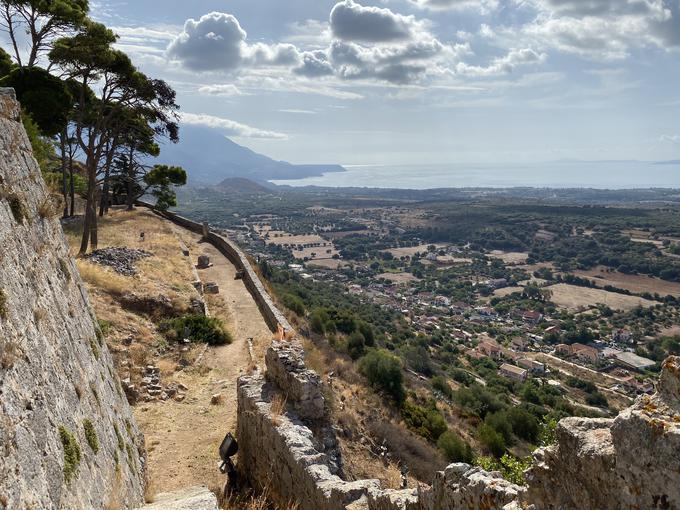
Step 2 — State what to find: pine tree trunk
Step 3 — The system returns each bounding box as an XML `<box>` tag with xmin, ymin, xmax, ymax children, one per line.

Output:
<box><xmin>60</xmin><ymin>130</ymin><xmax>68</xmax><ymax>218</ymax></box>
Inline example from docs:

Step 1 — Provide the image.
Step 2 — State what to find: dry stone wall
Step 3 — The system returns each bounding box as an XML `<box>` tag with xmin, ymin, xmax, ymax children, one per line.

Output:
<box><xmin>0</xmin><ymin>88</ymin><xmax>146</xmax><ymax>510</ymax></box>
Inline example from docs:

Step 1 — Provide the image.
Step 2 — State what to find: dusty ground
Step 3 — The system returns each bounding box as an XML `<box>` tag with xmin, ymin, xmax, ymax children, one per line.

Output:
<box><xmin>488</xmin><ymin>250</ymin><xmax>529</xmax><ymax>264</ymax></box>
<box><xmin>545</xmin><ymin>283</ymin><xmax>656</xmax><ymax>311</ymax></box>
<box><xmin>572</xmin><ymin>266</ymin><xmax>680</xmax><ymax>297</ymax></box>
<box><xmin>376</xmin><ymin>272</ymin><xmax>420</xmax><ymax>284</ymax></box>
<box><xmin>66</xmin><ymin>209</ymin><xmax>274</xmax><ymax>498</ymax></box>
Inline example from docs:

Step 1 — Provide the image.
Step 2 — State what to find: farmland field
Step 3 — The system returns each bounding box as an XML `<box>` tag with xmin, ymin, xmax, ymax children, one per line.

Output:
<box><xmin>545</xmin><ymin>283</ymin><xmax>656</xmax><ymax>311</ymax></box>
<box><xmin>572</xmin><ymin>266</ymin><xmax>680</xmax><ymax>297</ymax></box>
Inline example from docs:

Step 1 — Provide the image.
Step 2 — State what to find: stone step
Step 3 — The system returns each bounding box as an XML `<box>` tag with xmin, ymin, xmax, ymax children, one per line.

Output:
<box><xmin>137</xmin><ymin>486</ymin><xmax>218</xmax><ymax>510</ymax></box>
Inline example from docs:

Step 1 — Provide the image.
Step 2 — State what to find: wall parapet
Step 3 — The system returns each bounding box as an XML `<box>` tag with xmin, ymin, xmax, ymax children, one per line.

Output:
<box><xmin>135</xmin><ymin>202</ymin><xmax>292</xmax><ymax>335</ymax></box>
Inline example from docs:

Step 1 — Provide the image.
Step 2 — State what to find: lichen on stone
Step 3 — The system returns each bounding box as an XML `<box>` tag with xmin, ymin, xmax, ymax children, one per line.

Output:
<box><xmin>0</xmin><ymin>288</ymin><xmax>7</xmax><ymax>319</ymax></box>
<box><xmin>58</xmin><ymin>426</ymin><xmax>81</xmax><ymax>483</ymax></box>
<box><xmin>83</xmin><ymin>419</ymin><xmax>99</xmax><ymax>454</ymax></box>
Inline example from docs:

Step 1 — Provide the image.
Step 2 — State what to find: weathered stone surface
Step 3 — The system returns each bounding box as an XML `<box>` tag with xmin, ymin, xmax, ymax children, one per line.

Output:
<box><xmin>422</xmin><ymin>464</ymin><xmax>523</xmax><ymax>510</ymax></box>
<box><xmin>138</xmin><ymin>486</ymin><xmax>218</xmax><ymax>510</ymax></box>
<box><xmin>526</xmin><ymin>356</ymin><xmax>680</xmax><ymax>510</ymax></box>
<box><xmin>367</xmin><ymin>488</ymin><xmax>420</xmax><ymax>510</ymax></box>
<box><xmin>265</xmin><ymin>341</ymin><xmax>325</xmax><ymax>421</ymax></box>
<box><xmin>0</xmin><ymin>88</ymin><xmax>145</xmax><ymax>509</ymax></box>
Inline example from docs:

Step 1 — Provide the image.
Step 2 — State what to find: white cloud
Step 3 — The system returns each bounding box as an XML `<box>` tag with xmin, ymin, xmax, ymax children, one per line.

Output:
<box><xmin>660</xmin><ymin>134</ymin><xmax>680</xmax><ymax>145</ymax></box>
<box><xmin>330</xmin><ymin>0</ymin><xmax>424</xmax><ymax>42</ymax></box>
<box><xmin>407</xmin><ymin>0</ymin><xmax>499</xmax><ymax>14</ymax></box>
<box><xmin>180</xmin><ymin>112</ymin><xmax>287</xmax><ymax>139</ymax></box>
<box><xmin>166</xmin><ymin>12</ymin><xmax>302</xmax><ymax>71</ymax></box>
<box><xmin>456</xmin><ymin>48</ymin><xmax>546</xmax><ymax>77</ymax></box>
<box><xmin>278</xmin><ymin>109</ymin><xmax>317</xmax><ymax>114</ymax></box>
<box><xmin>198</xmin><ymin>84</ymin><xmax>245</xmax><ymax>96</ymax></box>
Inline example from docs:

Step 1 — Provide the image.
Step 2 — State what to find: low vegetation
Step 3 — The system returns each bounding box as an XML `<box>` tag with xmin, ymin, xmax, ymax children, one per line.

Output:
<box><xmin>160</xmin><ymin>314</ymin><xmax>232</xmax><ymax>346</ymax></box>
<box><xmin>58</xmin><ymin>426</ymin><xmax>81</xmax><ymax>483</ymax></box>
<box><xmin>0</xmin><ymin>289</ymin><xmax>7</xmax><ymax>319</ymax></box>
<box><xmin>83</xmin><ymin>419</ymin><xmax>99</xmax><ymax>454</ymax></box>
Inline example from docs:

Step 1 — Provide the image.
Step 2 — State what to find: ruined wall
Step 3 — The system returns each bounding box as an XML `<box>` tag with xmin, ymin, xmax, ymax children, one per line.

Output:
<box><xmin>137</xmin><ymin>203</ymin><xmax>293</xmax><ymax>334</ymax></box>
<box><xmin>0</xmin><ymin>89</ymin><xmax>146</xmax><ymax>510</ymax></box>
<box><xmin>238</xmin><ymin>340</ymin><xmax>680</xmax><ymax>510</ymax></box>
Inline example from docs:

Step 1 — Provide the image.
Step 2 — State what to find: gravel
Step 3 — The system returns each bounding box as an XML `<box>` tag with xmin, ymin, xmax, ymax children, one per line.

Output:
<box><xmin>85</xmin><ymin>247</ymin><xmax>152</xmax><ymax>276</ymax></box>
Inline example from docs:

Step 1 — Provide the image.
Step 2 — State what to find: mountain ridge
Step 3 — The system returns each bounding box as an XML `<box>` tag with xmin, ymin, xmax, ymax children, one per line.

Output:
<box><xmin>155</xmin><ymin>124</ymin><xmax>345</xmax><ymax>185</ymax></box>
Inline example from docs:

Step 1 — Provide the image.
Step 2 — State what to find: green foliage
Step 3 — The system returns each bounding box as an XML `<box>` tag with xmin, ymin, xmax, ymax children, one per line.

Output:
<box><xmin>506</xmin><ymin>407</ymin><xmax>541</xmax><ymax>443</ymax></box>
<box><xmin>455</xmin><ymin>383</ymin><xmax>506</xmax><ymax>419</ymax></box>
<box><xmin>538</xmin><ymin>418</ymin><xmax>558</xmax><ymax>447</ymax></box>
<box><xmin>431</xmin><ymin>376</ymin><xmax>454</xmax><ymax>400</ymax></box>
<box><xmin>282</xmin><ymin>293</ymin><xmax>305</xmax><ymax>316</ymax></box>
<box><xmin>20</xmin><ymin>111</ymin><xmax>56</xmax><ymax>173</ymax></box>
<box><xmin>44</xmin><ymin>171</ymin><xmax>86</xmax><ymax>196</ymax></box>
<box><xmin>478</xmin><ymin>423</ymin><xmax>506</xmax><ymax>457</ymax></box>
<box><xmin>437</xmin><ymin>430</ymin><xmax>473</xmax><ymax>463</ymax></box>
<box><xmin>347</xmin><ymin>331</ymin><xmax>366</xmax><ymax>360</ymax></box>
<box><xmin>145</xmin><ymin>165</ymin><xmax>187</xmax><ymax>211</ymax></box>
<box><xmin>358</xmin><ymin>349</ymin><xmax>405</xmax><ymax>404</ymax></box>
<box><xmin>477</xmin><ymin>454</ymin><xmax>532</xmax><ymax>485</ymax></box>
<box><xmin>401</xmin><ymin>400</ymin><xmax>447</xmax><ymax>441</ymax></box>
<box><xmin>0</xmin><ymin>47</ymin><xmax>14</xmax><ymax>77</ymax></box>
<box><xmin>0</xmin><ymin>67</ymin><xmax>73</xmax><ymax>136</ymax></box>
<box><xmin>82</xmin><ymin>419</ymin><xmax>99</xmax><ymax>453</ymax></box>
<box><xmin>58</xmin><ymin>425</ymin><xmax>81</xmax><ymax>482</ymax></box>
<box><xmin>485</xmin><ymin>412</ymin><xmax>513</xmax><ymax>445</ymax></box>
<box><xmin>160</xmin><ymin>314</ymin><xmax>232</xmax><ymax>345</ymax></box>
<box><xmin>89</xmin><ymin>337</ymin><xmax>100</xmax><ymax>359</ymax></box>
<box><xmin>113</xmin><ymin>423</ymin><xmax>124</xmax><ymax>451</ymax></box>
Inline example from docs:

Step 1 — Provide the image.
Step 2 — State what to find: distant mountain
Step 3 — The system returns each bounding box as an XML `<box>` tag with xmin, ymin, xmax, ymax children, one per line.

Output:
<box><xmin>214</xmin><ymin>177</ymin><xmax>274</xmax><ymax>194</ymax></box>
<box><xmin>654</xmin><ymin>160</ymin><xmax>680</xmax><ymax>166</ymax></box>
<box><xmin>154</xmin><ymin>124</ymin><xmax>345</xmax><ymax>185</ymax></box>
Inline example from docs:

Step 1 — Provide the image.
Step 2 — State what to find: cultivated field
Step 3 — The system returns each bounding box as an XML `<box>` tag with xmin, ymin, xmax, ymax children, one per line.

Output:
<box><xmin>573</xmin><ymin>266</ymin><xmax>680</xmax><ymax>297</ymax></box>
<box><xmin>489</xmin><ymin>250</ymin><xmax>529</xmax><ymax>264</ymax></box>
<box><xmin>493</xmin><ymin>286</ymin><xmax>524</xmax><ymax>297</ymax></box>
<box><xmin>545</xmin><ymin>283</ymin><xmax>656</xmax><ymax>311</ymax></box>
<box><xmin>377</xmin><ymin>272</ymin><xmax>420</xmax><ymax>284</ymax></box>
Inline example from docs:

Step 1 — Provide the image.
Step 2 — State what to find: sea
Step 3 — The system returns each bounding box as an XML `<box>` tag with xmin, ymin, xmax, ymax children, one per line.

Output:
<box><xmin>270</xmin><ymin>161</ymin><xmax>680</xmax><ymax>190</ymax></box>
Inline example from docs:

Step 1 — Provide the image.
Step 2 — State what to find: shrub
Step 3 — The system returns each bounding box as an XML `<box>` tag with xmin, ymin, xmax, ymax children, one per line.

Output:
<box><xmin>347</xmin><ymin>331</ymin><xmax>366</xmax><ymax>360</ymax></box>
<box><xmin>358</xmin><ymin>321</ymin><xmax>375</xmax><ymax>346</ymax></box>
<box><xmin>485</xmin><ymin>412</ymin><xmax>513</xmax><ymax>445</ymax></box>
<box><xmin>478</xmin><ymin>423</ymin><xmax>506</xmax><ymax>457</ymax></box>
<box><xmin>282</xmin><ymin>293</ymin><xmax>305</xmax><ymax>316</ymax></box>
<box><xmin>160</xmin><ymin>314</ymin><xmax>232</xmax><ymax>345</ymax></box>
<box><xmin>431</xmin><ymin>376</ymin><xmax>454</xmax><ymax>400</ymax></box>
<box><xmin>83</xmin><ymin>419</ymin><xmax>99</xmax><ymax>453</ymax></box>
<box><xmin>586</xmin><ymin>392</ymin><xmax>609</xmax><ymax>408</ymax></box>
<box><xmin>437</xmin><ymin>431</ymin><xmax>473</xmax><ymax>463</ymax></box>
<box><xmin>4</xmin><ymin>191</ymin><xmax>28</xmax><ymax>223</ymax></box>
<box><xmin>401</xmin><ymin>401</ymin><xmax>447</xmax><ymax>442</ymax></box>
<box><xmin>59</xmin><ymin>426</ymin><xmax>81</xmax><ymax>482</ymax></box>
<box><xmin>507</xmin><ymin>407</ymin><xmax>541</xmax><ymax>443</ymax></box>
<box><xmin>358</xmin><ymin>349</ymin><xmax>405</xmax><ymax>404</ymax></box>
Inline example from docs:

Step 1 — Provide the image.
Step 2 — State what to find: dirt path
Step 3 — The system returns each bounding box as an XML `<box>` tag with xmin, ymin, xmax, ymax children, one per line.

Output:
<box><xmin>135</xmin><ymin>231</ymin><xmax>273</xmax><ymax>496</ymax></box>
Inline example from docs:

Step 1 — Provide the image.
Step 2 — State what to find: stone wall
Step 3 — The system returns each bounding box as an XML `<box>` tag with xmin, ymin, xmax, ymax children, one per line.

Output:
<box><xmin>137</xmin><ymin>203</ymin><xmax>293</xmax><ymax>335</ymax></box>
<box><xmin>0</xmin><ymin>88</ymin><xmax>146</xmax><ymax>509</ymax></box>
<box><xmin>238</xmin><ymin>338</ymin><xmax>680</xmax><ymax>510</ymax></box>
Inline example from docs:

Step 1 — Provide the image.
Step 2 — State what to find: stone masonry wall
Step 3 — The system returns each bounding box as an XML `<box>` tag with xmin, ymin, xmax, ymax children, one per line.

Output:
<box><xmin>0</xmin><ymin>88</ymin><xmax>146</xmax><ymax>510</ymax></box>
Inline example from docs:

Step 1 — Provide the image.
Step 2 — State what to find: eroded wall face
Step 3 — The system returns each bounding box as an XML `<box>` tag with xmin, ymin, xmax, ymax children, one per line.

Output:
<box><xmin>0</xmin><ymin>89</ymin><xmax>146</xmax><ymax>510</ymax></box>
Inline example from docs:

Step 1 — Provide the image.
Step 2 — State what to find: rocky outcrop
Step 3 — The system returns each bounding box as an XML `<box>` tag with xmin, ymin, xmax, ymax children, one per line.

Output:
<box><xmin>526</xmin><ymin>356</ymin><xmax>680</xmax><ymax>509</ymax></box>
<box><xmin>0</xmin><ymin>88</ymin><xmax>146</xmax><ymax>509</ymax></box>
<box><xmin>238</xmin><ymin>333</ymin><xmax>680</xmax><ymax>510</ymax></box>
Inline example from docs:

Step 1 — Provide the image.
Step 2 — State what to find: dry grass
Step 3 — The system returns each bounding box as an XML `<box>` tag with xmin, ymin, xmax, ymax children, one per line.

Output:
<box><xmin>144</xmin><ymin>477</ymin><xmax>159</xmax><ymax>504</ymax></box>
<box><xmin>77</xmin><ymin>261</ymin><xmax>130</xmax><ymax>296</ymax></box>
<box><xmin>0</xmin><ymin>337</ymin><xmax>22</xmax><ymax>369</ymax></box>
<box><xmin>573</xmin><ymin>266</ymin><xmax>680</xmax><ymax>297</ymax></box>
<box><xmin>546</xmin><ymin>283</ymin><xmax>656</xmax><ymax>311</ymax></box>
<box><xmin>270</xmin><ymin>393</ymin><xmax>287</xmax><ymax>427</ymax></box>
<box><xmin>37</xmin><ymin>193</ymin><xmax>63</xmax><ymax>219</ymax></box>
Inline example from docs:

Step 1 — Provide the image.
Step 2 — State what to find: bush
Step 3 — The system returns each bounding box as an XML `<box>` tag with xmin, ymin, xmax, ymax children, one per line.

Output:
<box><xmin>83</xmin><ymin>419</ymin><xmax>99</xmax><ymax>453</ymax></box>
<box><xmin>347</xmin><ymin>331</ymin><xmax>366</xmax><ymax>360</ymax></box>
<box><xmin>160</xmin><ymin>314</ymin><xmax>232</xmax><ymax>345</ymax></box>
<box><xmin>358</xmin><ymin>349</ymin><xmax>405</xmax><ymax>403</ymax></box>
<box><xmin>282</xmin><ymin>293</ymin><xmax>305</xmax><ymax>316</ymax></box>
<box><xmin>437</xmin><ymin>431</ymin><xmax>473</xmax><ymax>463</ymax></box>
<box><xmin>401</xmin><ymin>401</ymin><xmax>448</xmax><ymax>442</ymax></box>
<box><xmin>585</xmin><ymin>392</ymin><xmax>609</xmax><ymax>408</ymax></box>
<box><xmin>358</xmin><ymin>321</ymin><xmax>375</xmax><ymax>346</ymax></box>
<box><xmin>507</xmin><ymin>407</ymin><xmax>540</xmax><ymax>443</ymax></box>
<box><xmin>431</xmin><ymin>376</ymin><xmax>454</xmax><ymax>400</ymax></box>
<box><xmin>59</xmin><ymin>426</ymin><xmax>81</xmax><ymax>482</ymax></box>
<box><xmin>485</xmin><ymin>412</ymin><xmax>513</xmax><ymax>445</ymax></box>
<box><xmin>478</xmin><ymin>423</ymin><xmax>506</xmax><ymax>457</ymax></box>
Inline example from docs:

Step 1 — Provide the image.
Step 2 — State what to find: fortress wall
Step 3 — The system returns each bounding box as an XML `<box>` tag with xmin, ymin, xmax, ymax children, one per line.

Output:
<box><xmin>0</xmin><ymin>88</ymin><xmax>146</xmax><ymax>510</ymax></box>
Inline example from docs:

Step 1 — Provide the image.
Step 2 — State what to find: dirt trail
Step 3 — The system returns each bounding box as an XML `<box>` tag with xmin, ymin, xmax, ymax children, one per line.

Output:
<box><xmin>135</xmin><ymin>230</ymin><xmax>273</xmax><ymax>495</ymax></box>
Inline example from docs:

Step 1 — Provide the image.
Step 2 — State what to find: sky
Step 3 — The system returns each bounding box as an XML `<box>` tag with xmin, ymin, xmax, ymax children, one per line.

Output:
<box><xmin>82</xmin><ymin>1</ymin><xmax>680</xmax><ymax>165</ymax></box>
